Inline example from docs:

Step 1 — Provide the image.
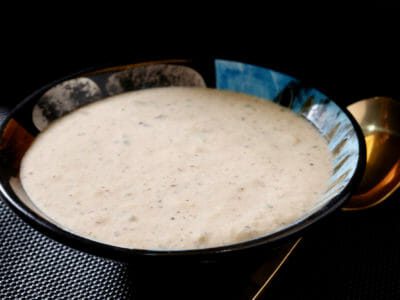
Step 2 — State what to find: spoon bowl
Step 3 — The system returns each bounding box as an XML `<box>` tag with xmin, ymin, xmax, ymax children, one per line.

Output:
<box><xmin>343</xmin><ymin>97</ymin><xmax>400</xmax><ymax>211</ymax></box>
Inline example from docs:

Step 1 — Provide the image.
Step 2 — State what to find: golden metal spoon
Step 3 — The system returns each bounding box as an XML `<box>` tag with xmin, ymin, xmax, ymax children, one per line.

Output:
<box><xmin>253</xmin><ymin>96</ymin><xmax>400</xmax><ymax>299</ymax></box>
<box><xmin>342</xmin><ymin>97</ymin><xmax>400</xmax><ymax>210</ymax></box>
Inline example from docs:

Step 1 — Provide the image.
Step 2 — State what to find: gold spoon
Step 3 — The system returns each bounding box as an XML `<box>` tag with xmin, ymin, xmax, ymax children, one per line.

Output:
<box><xmin>253</xmin><ymin>96</ymin><xmax>400</xmax><ymax>299</ymax></box>
<box><xmin>343</xmin><ymin>97</ymin><xmax>400</xmax><ymax>210</ymax></box>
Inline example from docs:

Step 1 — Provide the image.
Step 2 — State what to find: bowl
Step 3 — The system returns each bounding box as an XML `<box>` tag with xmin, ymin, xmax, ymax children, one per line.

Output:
<box><xmin>0</xmin><ymin>59</ymin><xmax>365</xmax><ymax>262</ymax></box>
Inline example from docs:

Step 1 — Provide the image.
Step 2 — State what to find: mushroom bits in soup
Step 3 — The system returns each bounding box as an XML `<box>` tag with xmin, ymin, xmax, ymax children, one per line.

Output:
<box><xmin>20</xmin><ymin>87</ymin><xmax>332</xmax><ymax>250</ymax></box>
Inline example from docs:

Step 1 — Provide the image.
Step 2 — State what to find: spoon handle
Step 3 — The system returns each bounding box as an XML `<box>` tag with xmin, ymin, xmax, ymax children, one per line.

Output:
<box><xmin>251</xmin><ymin>238</ymin><xmax>302</xmax><ymax>299</ymax></box>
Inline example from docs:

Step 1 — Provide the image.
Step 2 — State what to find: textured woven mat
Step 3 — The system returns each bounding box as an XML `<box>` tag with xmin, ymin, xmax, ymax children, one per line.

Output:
<box><xmin>0</xmin><ymin>199</ymin><xmax>135</xmax><ymax>299</ymax></box>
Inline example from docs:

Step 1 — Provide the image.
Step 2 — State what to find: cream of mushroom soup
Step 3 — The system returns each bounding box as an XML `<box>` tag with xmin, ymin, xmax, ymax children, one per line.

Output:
<box><xmin>20</xmin><ymin>87</ymin><xmax>332</xmax><ymax>250</ymax></box>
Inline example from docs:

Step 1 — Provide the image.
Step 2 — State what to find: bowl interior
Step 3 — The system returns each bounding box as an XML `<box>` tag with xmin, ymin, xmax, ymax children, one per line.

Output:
<box><xmin>0</xmin><ymin>59</ymin><xmax>363</xmax><ymax>258</ymax></box>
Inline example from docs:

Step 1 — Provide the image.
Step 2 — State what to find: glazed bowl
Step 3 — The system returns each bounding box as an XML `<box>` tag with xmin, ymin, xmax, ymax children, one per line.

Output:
<box><xmin>0</xmin><ymin>59</ymin><xmax>365</xmax><ymax>262</ymax></box>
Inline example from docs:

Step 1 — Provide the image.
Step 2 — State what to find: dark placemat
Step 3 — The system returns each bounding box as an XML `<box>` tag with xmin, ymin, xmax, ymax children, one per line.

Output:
<box><xmin>0</xmin><ymin>199</ymin><xmax>135</xmax><ymax>299</ymax></box>
<box><xmin>266</xmin><ymin>191</ymin><xmax>400</xmax><ymax>300</ymax></box>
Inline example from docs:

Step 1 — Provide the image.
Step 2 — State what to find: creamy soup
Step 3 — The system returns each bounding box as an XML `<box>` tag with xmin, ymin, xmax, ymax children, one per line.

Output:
<box><xmin>20</xmin><ymin>87</ymin><xmax>332</xmax><ymax>250</ymax></box>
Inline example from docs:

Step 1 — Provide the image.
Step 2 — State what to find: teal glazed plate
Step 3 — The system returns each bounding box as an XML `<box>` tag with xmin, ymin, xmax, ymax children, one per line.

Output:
<box><xmin>0</xmin><ymin>59</ymin><xmax>365</xmax><ymax>262</ymax></box>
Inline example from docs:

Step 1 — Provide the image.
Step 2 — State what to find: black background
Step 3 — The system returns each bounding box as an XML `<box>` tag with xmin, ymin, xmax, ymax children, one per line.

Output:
<box><xmin>1</xmin><ymin>9</ymin><xmax>400</xmax><ymax>299</ymax></box>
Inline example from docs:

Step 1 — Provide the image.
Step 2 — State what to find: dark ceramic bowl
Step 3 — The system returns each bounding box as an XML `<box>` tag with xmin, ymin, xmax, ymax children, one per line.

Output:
<box><xmin>0</xmin><ymin>59</ymin><xmax>365</xmax><ymax>262</ymax></box>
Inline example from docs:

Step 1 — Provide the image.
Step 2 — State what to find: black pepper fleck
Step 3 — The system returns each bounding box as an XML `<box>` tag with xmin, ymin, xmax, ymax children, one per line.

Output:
<box><xmin>138</xmin><ymin>121</ymin><xmax>150</xmax><ymax>127</ymax></box>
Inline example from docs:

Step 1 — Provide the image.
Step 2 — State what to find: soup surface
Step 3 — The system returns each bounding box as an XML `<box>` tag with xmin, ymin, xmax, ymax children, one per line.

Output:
<box><xmin>20</xmin><ymin>87</ymin><xmax>332</xmax><ymax>250</ymax></box>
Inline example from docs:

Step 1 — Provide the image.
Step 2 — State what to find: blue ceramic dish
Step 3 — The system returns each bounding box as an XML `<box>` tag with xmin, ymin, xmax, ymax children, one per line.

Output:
<box><xmin>0</xmin><ymin>59</ymin><xmax>365</xmax><ymax>262</ymax></box>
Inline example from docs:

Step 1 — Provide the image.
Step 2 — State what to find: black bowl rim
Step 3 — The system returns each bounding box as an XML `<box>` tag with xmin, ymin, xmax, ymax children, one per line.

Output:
<box><xmin>0</xmin><ymin>59</ymin><xmax>366</xmax><ymax>261</ymax></box>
